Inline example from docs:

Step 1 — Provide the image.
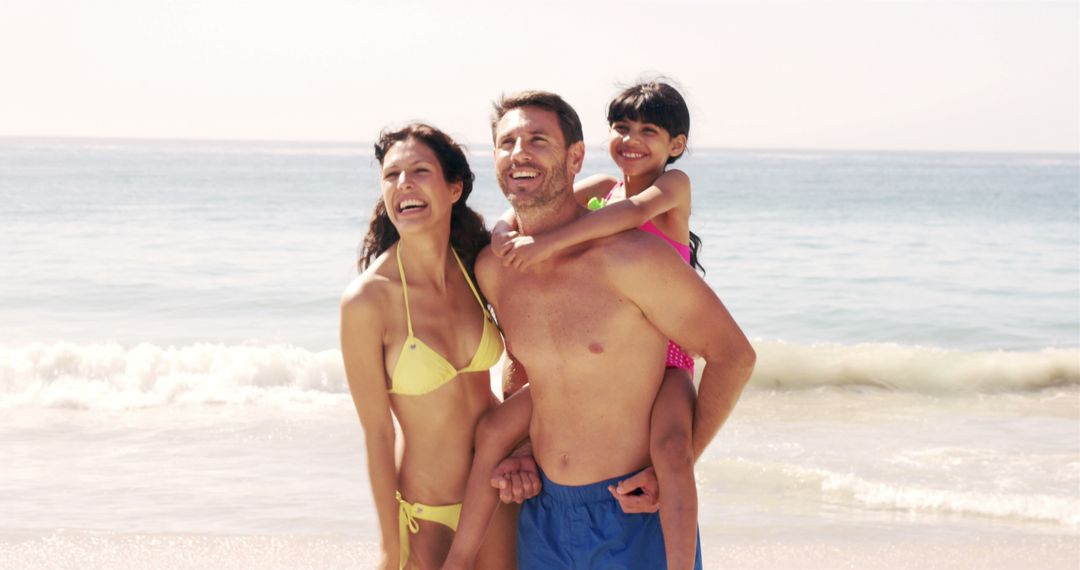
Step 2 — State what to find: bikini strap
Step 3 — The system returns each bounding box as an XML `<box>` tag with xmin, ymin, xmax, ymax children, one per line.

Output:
<box><xmin>450</xmin><ymin>248</ymin><xmax>489</xmax><ymax>318</ymax></box>
<box><xmin>604</xmin><ymin>180</ymin><xmax>623</xmax><ymax>202</ymax></box>
<box><xmin>395</xmin><ymin>244</ymin><xmax>414</xmax><ymax>336</ymax></box>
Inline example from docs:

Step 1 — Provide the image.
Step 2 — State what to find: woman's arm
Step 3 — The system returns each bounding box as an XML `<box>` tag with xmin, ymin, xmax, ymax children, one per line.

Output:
<box><xmin>504</xmin><ymin>170</ymin><xmax>691</xmax><ymax>269</ymax></box>
<box><xmin>340</xmin><ymin>282</ymin><xmax>400</xmax><ymax>569</ymax></box>
<box><xmin>442</xmin><ymin>387</ymin><xmax>533</xmax><ymax>570</ymax></box>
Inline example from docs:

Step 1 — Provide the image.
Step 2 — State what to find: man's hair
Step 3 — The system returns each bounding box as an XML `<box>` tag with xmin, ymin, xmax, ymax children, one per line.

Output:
<box><xmin>490</xmin><ymin>91</ymin><xmax>584</xmax><ymax>148</ymax></box>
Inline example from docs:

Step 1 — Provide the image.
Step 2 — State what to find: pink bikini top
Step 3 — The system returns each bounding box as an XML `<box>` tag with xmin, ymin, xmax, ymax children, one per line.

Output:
<box><xmin>605</xmin><ymin>183</ymin><xmax>692</xmax><ymax>264</ymax></box>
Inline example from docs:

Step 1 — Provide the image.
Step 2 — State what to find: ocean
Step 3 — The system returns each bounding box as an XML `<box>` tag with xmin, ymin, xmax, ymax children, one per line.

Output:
<box><xmin>1</xmin><ymin>137</ymin><xmax>1077</xmax><ymax>569</ymax></box>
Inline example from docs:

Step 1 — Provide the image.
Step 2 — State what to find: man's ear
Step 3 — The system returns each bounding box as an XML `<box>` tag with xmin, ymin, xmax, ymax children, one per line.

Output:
<box><xmin>669</xmin><ymin>134</ymin><xmax>687</xmax><ymax>160</ymax></box>
<box><xmin>567</xmin><ymin>141</ymin><xmax>586</xmax><ymax>175</ymax></box>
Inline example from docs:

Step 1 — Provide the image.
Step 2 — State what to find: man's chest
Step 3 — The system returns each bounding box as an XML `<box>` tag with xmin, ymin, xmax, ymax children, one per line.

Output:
<box><xmin>492</xmin><ymin>270</ymin><xmax>645</xmax><ymax>367</ymax></box>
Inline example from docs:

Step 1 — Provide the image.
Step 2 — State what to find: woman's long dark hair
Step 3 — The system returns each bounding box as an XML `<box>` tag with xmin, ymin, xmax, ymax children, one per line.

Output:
<box><xmin>608</xmin><ymin>81</ymin><xmax>705</xmax><ymax>275</ymax></box>
<box><xmin>358</xmin><ymin>124</ymin><xmax>490</xmax><ymax>279</ymax></box>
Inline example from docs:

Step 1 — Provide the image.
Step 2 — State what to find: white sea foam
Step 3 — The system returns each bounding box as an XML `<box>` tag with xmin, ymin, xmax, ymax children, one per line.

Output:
<box><xmin>2</xmin><ymin>341</ymin><xmax>1077</xmax><ymax>410</ymax></box>
<box><xmin>743</xmin><ymin>341</ymin><xmax>1079</xmax><ymax>393</ymax></box>
<box><xmin>701</xmin><ymin>458</ymin><xmax>1080</xmax><ymax>528</ymax></box>
<box><xmin>819</xmin><ymin>470</ymin><xmax>1080</xmax><ymax>527</ymax></box>
<box><xmin>0</xmin><ymin>342</ymin><xmax>348</xmax><ymax>410</ymax></box>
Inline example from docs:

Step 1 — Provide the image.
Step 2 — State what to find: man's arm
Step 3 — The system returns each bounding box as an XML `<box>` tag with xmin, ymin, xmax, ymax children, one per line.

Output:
<box><xmin>611</xmin><ymin>235</ymin><xmax>756</xmax><ymax>460</ymax></box>
<box><xmin>475</xmin><ymin>246</ymin><xmax>541</xmax><ymax>504</ymax></box>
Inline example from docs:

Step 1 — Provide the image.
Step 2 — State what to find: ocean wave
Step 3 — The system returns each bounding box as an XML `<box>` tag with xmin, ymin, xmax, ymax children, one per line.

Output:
<box><xmin>1</xmin><ymin>341</ymin><xmax>1076</xmax><ymax>410</ymax></box>
<box><xmin>701</xmin><ymin>459</ymin><xmax>1080</xmax><ymax>527</ymax></box>
<box><xmin>819</xmin><ymin>471</ymin><xmax>1080</xmax><ymax>527</ymax></box>
<box><xmin>742</xmin><ymin>341</ymin><xmax>1079</xmax><ymax>393</ymax></box>
<box><xmin>0</xmin><ymin>342</ymin><xmax>348</xmax><ymax>410</ymax></box>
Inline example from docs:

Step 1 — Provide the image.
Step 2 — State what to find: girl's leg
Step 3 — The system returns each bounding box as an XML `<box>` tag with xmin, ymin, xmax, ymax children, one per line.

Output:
<box><xmin>650</xmin><ymin>367</ymin><xmax>698</xmax><ymax>570</ymax></box>
<box><xmin>443</xmin><ymin>388</ymin><xmax>532</xmax><ymax>570</ymax></box>
<box><xmin>473</xmin><ymin>502</ymin><xmax>519</xmax><ymax>570</ymax></box>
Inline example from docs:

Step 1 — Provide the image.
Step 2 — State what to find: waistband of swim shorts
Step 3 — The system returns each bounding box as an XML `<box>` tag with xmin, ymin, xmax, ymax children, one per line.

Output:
<box><xmin>537</xmin><ymin>468</ymin><xmax>643</xmax><ymax>505</ymax></box>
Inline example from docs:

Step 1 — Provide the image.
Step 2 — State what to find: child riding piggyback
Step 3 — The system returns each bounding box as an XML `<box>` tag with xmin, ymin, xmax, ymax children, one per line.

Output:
<box><xmin>493</xmin><ymin>80</ymin><xmax>706</xmax><ymax>570</ymax></box>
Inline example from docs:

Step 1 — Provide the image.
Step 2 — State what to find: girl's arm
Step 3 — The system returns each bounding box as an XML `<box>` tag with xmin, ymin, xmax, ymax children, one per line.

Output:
<box><xmin>505</xmin><ymin>170</ymin><xmax>691</xmax><ymax>269</ymax></box>
<box><xmin>493</xmin><ymin>171</ymin><xmax>620</xmax><ymax>255</ymax></box>
<box><xmin>340</xmin><ymin>283</ymin><xmax>400</xmax><ymax>569</ymax></box>
<box><xmin>443</xmin><ymin>386</ymin><xmax>533</xmax><ymax>570</ymax></box>
<box><xmin>572</xmin><ymin>173</ymin><xmax>621</xmax><ymax>207</ymax></box>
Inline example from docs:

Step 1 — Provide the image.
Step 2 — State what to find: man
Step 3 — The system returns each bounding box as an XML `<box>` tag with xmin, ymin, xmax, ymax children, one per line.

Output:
<box><xmin>476</xmin><ymin>91</ymin><xmax>755</xmax><ymax>568</ymax></box>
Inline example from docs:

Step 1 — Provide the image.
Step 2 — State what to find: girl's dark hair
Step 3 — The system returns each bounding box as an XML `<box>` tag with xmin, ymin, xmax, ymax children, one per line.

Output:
<box><xmin>607</xmin><ymin>81</ymin><xmax>690</xmax><ymax>166</ymax></box>
<box><xmin>608</xmin><ymin>81</ymin><xmax>705</xmax><ymax>274</ymax></box>
<box><xmin>359</xmin><ymin>124</ymin><xmax>490</xmax><ymax>279</ymax></box>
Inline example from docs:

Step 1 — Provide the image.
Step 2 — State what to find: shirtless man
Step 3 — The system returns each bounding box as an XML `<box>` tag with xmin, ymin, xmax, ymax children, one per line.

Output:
<box><xmin>447</xmin><ymin>91</ymin><xmax>755</xmax><ymax>569</ymax></box>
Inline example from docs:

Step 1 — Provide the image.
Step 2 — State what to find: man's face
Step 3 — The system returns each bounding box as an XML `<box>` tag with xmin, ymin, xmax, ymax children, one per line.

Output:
<box><xmin>493</xmin><ymin>106</ymin><xmax>576</xmax><ymax>213</ymax></box>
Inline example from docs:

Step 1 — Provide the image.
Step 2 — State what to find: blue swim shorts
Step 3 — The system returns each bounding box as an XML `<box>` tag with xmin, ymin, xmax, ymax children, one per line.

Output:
<box><xmin>517</xmin><ymin>469</ymin><xmax>702</xmax><ymax>569</ymax></box>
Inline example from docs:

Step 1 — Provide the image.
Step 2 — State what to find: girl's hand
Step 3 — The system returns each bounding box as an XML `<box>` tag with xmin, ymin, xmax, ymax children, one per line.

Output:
<box><xmin>502</xmin><ymin>236</ymin><xmax>554</xmax><ymax>270</ymax></box>
<box><xmin>491</xmin><ymin>230</ymin><xmax>517</xmax><ymax>258</ymax></box>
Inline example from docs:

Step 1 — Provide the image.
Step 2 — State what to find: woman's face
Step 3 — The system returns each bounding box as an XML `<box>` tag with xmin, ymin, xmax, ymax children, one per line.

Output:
<box><xmin>379</xmin><ymin>138</ymin><xmax>462</xmax><ymax>234</ymax></box>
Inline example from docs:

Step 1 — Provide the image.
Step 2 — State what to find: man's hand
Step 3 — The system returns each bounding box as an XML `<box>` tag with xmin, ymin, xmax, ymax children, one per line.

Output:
<box><xmin>491</xmin><ymin>229</ymin><xmax>518</xmax><ymax>258</ymax></box>
<box><xmin>502</xmin><ymin>235</ymin><xmax>554</xmax><ymax>270</ymax></box>
<box><xmin>607</xmin><ymin>466</ymin><xmax>660</xmax><ymax>513</ymax></box>
<box><xmin>490</xmin><ymin>452</ymin><xmax>541</xmax><ymax>504</ymax></box>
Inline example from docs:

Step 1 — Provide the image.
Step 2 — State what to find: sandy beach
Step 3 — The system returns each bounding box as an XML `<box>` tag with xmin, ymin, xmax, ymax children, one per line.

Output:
<box><xmin>2</xmin><ymin>531</ymin><xmax>1076</xmax><ymax>569</ymax></box>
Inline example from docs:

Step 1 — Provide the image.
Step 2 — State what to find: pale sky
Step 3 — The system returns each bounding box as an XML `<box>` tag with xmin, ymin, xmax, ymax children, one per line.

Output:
<box><xmin>2</xmin><ymin>0</ymin><xmax>1077</xmax><ymax>152</ymax></box>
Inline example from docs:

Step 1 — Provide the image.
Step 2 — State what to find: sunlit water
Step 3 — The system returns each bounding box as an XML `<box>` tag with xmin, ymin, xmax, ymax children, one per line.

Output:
<box><xmin>1</xmin><ymin>138</ymin><xmax>1077</xmax><ymax>566</ymax></box>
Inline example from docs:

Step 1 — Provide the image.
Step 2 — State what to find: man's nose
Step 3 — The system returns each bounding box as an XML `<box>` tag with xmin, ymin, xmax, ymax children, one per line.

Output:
<box><xmin>510</xmin><ymin>138</ymin><xmax>531</xmax><ymax>161</ymax></box>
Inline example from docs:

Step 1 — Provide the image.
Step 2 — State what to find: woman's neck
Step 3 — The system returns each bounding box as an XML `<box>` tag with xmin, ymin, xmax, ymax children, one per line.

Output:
<box><xmin>397</xmin><ymin>229</ymin><xmax>453</xmax><ymax>290</ymax></box>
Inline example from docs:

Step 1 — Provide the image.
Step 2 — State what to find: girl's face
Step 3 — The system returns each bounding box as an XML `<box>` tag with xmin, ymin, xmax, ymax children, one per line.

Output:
<box><xmin>607</xmin><ymin>119</ymin><xmax>687</xmax><ymax>177</ymax></box>
<box><xmin>379</xmin><ymin>138</ymin><xmax>462</xmax><ymax>235</ymax></box>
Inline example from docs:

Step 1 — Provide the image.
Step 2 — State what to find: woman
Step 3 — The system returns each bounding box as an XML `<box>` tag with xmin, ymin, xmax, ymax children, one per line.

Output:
<box><xmin>340</xmin><ymin>124</ymin><xmax>517</xmax><ymax>570</ymax></box>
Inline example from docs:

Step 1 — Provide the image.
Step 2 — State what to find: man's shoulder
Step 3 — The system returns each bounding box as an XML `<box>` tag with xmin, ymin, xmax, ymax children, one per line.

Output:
<box><xmin>583</xmin><ymin>229</ymin><xmax>674</xmax><ymax>267</ymax></box>
<box><xmin>474</xmin><ymin>245</ymin><xmax>504</xmax><ymax>292</ymax></box>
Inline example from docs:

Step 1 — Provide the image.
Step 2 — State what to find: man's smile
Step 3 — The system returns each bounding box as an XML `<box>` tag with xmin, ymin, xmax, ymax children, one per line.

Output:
<box><xmin>510</xmin><ymin>168</ymin><xmax>540</xmax><ymax>179</ymax></box>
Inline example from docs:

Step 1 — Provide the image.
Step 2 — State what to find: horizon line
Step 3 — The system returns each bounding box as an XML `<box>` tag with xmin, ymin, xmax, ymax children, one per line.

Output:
<box><xmin>1</xmin><ymin>133</ymin><xmax>1077</xmax><ymax>157</ymax></box>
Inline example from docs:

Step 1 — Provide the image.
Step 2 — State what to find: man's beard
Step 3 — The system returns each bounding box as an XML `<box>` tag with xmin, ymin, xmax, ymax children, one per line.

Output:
<box><xmin>499</xmin><ymin>162</ymin><xmax>569</xmax><ymax>215</ymax></box>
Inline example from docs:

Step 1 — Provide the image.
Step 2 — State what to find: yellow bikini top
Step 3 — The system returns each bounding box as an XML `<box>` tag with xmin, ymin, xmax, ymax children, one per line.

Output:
<box><xmin>388</xmin><ymin>244</ymin><xmax>503</xmax><ymax>396</ymax></box>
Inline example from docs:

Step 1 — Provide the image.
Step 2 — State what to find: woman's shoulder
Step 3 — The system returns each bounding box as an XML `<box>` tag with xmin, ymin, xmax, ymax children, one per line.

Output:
<box><xmin>341</xmin><ymin>249</ymin><xmax>398</xmax><ymax>317</ymax></box>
